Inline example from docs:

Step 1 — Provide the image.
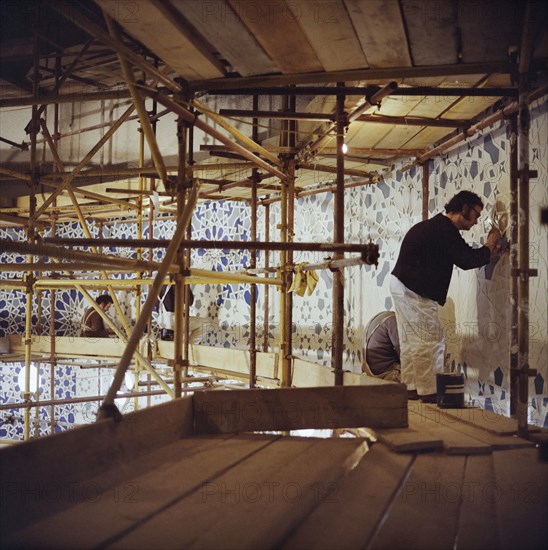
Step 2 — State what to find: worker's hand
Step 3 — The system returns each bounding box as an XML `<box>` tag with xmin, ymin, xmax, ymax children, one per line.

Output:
<box><xmin>485</xmin><ymin>227</ymin><xmax>502</xmax><ymax>257</ymax></box>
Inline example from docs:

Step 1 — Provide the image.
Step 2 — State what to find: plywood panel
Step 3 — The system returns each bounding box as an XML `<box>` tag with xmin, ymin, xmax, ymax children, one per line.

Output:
<box><xmin>345</xmin><ymin>0</ymin><xmax>412</xmax><ymax>68</ymax></box>
<box><xmin>373</xmin><ymin>125</ymin><xmax>426</xmax><ymax>150</ymax></box>
<box><xmin>402</xmin><ymin>0</ymin><xmax>459</xmax><ymax>65</ymax></box>
<box><xmin>227</xmin><ymin>0</ymin><xmax>323</xmax><ymax>73</ymax></box>
<box><xmin>174</xmin><ymin>0</ymin><xmax>278</xmax><ymax>76</ymax></box>
<box><xmin>194</xmin><ymin>385</ymin><xmax>408</xmax><ymax>433</ymax></box>
<box><xmin>403</xmin><ymin>125</ymin><xmax>454</xmax><ymax>149</ymax></box>
<box><xmin>375</xmin><ymin>94</ymin><xmax>425</xmax><ymax>117</ymax></box>
<box><xmin>442</xmin><ymin>95</ymin><xmax>501</xmax><ymax>120</ymax></box>
<box><xmin>286</xmin><ymin>0</ymin><xmax>369</xmax><ymax>71</ymax></box>
<box><xmin>405</xmin><ymin>94</ymin><xmax>459</xmax><ymax>118</ymax></box>
<box><xmin>347</xmin><ymin>121</ymin><xmax>393</xmax><ymax>149</ymax></box>
<box><xmin>459</xmin><ymin>1</ymin><xmax>520</xmax><ymax>63</ymax></box>
<box><xmin>98</xmin><ymin>0</ymin><xmax>223</xmax><ymax>80</ymax></box>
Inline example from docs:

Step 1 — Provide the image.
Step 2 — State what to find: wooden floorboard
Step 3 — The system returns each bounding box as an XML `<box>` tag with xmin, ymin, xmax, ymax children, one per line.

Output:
<box><xmin>493</xmin><ymin>448</ymin><xmax>548</xmax><ymax>550</ymax></box>
<box><xmin>376</xmin><ymin>403</ymin><xmax>534</xmax><ymax>454</ymax></box>
<box><xmin>367</xmin><ymin>453</ymin><xmax>467</xmax><ymax>550</ymax></box>
<box><xmin>414</xmin><ymin>404</ymin><xmax>534</xmax><ymax>451</ymax></box>
<box><xmin>7</xmin><ymin>435</ymin><xmax>278</xmax><ymax>549</ymax></box>
<box><xmin>1</xmin><ymin>394</ymin><xmax>545</xmax><ymax>550</ymax></box>
<box><xmin>408</xmin><ymin>404</ymin><xmax>493</xmax><ymax>455</ymax></box>
<box><xmin>374</xmin><ymin>426</ymin><xmax>444</xmax><ymax>453</ymax></box>
<box><xmin>424</xmin><ymin>404</ymin><xmax>539</xmax><ymax>436</ymax></box>
<box><xmin>281</xmin><ymin>443</ymin><xmax>414</xmax><ymax>549</ymax></box>
<box><xmin>456</xmin><ymin>455</ymin><xmax>500</xmax><ymax>550</ymax></box>
<box><xmin>108</xmin><ymin>437</ymin><xmax>368</xmax><ymax>549</ymax></box>
<box><xmin>0</xmin><ymin>396</ymin><xmax>194</xmax><ymax>533</ymax></box>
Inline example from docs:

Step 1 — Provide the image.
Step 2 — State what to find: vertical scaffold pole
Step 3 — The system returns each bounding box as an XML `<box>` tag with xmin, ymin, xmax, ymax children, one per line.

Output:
<box><xmin>332</xmin><ymin>84</ymin><xmax>346</xmax><ymax>386</ymax></box>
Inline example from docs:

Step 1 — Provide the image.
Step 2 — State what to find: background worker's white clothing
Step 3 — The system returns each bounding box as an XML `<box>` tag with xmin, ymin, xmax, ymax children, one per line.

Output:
<box><xmin>157</xmin><ymin>307</ymin><xmax>208</xmax><ymax>344</ymax></box>
<box><xmin>390</xmin><ymin>275</ymin><xmax>445</xmax><ymax>395</ymax></box>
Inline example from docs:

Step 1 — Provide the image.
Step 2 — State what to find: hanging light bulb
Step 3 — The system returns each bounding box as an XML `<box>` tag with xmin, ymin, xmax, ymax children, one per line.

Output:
<box><xmin>342</xmin><ymin>143</ymin><xmax>348</xmax><ymax>154</ymax></box>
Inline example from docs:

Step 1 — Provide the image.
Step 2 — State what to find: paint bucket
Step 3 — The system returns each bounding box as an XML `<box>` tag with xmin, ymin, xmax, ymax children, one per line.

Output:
<box><xmin>436</xmin><ymin>373</ymin><xmax>465</xmax><ymax>408</ymax></box>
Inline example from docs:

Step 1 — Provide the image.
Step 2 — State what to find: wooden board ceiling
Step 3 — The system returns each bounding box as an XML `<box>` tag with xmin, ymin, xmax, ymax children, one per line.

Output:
<box><xmin>0</xmin><ymin>0</ymin><xmax>547</xmax><ymax>214</ymax></box>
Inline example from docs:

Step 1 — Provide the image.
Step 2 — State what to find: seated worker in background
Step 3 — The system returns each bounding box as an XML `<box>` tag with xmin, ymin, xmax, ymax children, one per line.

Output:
<box><xmin>362</xmin><ymin>311</ymin><xmax>400</xmax><ymax>382</ymax></box>
<box><xmin>81</xmin><ymin>294</ymin><xmax>115</xmax><ymax>338</ymax></box>
<box><xmin>156</xmin><ymin>285</ymin><xmax>205</xmax><ymax>344</ymax></box>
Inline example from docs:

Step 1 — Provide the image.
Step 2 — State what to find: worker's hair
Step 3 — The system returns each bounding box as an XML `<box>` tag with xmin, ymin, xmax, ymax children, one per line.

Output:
<box><xmin>444</xmin><ymin>190</ymin><xmax>484</xmax><ymax>213</ymax></box>
<box><xmin>96</xmin><ymin>294</ymin><xmax>114</xmax><ymax>306</ymax></box>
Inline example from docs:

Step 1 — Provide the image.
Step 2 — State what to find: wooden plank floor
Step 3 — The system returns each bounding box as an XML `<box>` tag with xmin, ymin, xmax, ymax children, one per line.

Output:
<box><xmin>1</xmin><ymin>404</ymin><xmax>546</xmax><ymax>549</ymax></box>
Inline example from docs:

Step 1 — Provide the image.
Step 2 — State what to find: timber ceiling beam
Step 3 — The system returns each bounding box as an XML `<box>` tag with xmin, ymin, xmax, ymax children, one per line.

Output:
<box><xmin>318</xmin><ymin>147</ymin><xmax>424</xmax><ymax>158</ymax></box>
<box><xmin>296</xmin><ymin>162</ymin><xmax>374</xmax><ymax>179</ymax></box>
<box><xmin>211</xmin><ymin>86</ymin><xmax>518</xmax><ymax>97</ymax></box>
<box><xmin>191</xmin><ymin>62</ymin><xmax>515</xmax><ymax>92</ymax></box>
<box><xmin>0</xmin><ymin>90</ymin><xmax>132</xmax><ymax>108</ymax></box>
<box><xmin>355</xmin><ymin>114</ymin><xmax>469</xmax><ymax>128</ymax></box>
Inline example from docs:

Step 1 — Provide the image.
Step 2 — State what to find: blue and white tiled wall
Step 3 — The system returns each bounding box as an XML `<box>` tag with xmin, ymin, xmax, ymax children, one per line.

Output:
<box><xmin>1</xmin><ymin>98</ymin><xmax>547</xmax><ymax>438</ymax></box>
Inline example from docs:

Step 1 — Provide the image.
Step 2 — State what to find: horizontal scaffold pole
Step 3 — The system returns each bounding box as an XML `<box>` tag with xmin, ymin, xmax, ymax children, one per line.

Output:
<box><xmin>44</xmin><ymin>238</ymin><xmax>379</xmax><ymax>255</ymax></box>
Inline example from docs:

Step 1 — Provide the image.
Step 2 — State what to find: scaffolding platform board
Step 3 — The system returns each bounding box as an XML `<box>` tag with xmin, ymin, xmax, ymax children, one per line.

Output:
<box><xmin>0</xmin><ymin>390</ymin><xmax>545</xmax><ymax>549</ymax></box>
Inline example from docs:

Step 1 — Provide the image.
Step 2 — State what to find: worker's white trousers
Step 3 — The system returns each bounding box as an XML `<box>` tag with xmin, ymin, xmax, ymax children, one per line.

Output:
<box><xmin>157</xmin><ymin>308</ymin><xmax>210</xmax><ymax>344</ymax></box>
<box><xmin>390</xmin><ymin>276</ymin><xmax>445</xmax><ymax>395</ymax></box>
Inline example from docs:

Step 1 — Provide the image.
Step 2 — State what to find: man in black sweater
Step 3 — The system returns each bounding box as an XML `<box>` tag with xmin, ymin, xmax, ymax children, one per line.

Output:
<box><xmin>391</xmin><ymin>190</ymin><xmax>501</xmax><ymax>402</ymax></box>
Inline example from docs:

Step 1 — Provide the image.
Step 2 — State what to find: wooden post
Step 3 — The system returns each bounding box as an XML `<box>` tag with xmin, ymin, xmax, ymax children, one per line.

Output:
<box><xmin>133</xmin><ymin>126</ymin><xmax>146</xmax><ymax>410</ymax></box>
<box><xmin>285</xmin><ymin>160</ymin><xmax>296</xmax><ymax>386</ymax></box>
<box><xmin>173</xmin><ymin>108</ymin><xmax>189</xmax><ymax>399</ymax></box>
<box><xmin>517</xmin><ymin>75</ymin><xmax>530</xmax><ymax>438</ymax></box>
<box><xmin>332</xmin><ymin>84</ymin><xmax>346</xmax><ymax>386</ymax></box>
<box><xmin>23</xmin><ymin>17</ymin><xmax>40</xmax><ymax>441</ymax></box>
<box><xmin>249</xmin><ymin>94</ymin><xmax>259</xmax><ymax>388</ymax></box>
<box><xmin>183</xmin><ymin>102</ymin><xmax>195</xmax><ymax>385</ymax></box>
<box><xmin>49</xmin><ymin>213</ymin><xmax>57</xmax><ymax>434</ymax></box>
<box><xmin>509</xmin><ymin>114</ymin><xmax>519</xmax><ymax>417</ymax></box>
<box><xmin>263</xmin><ymin>203</ymin><xmax>271</xmax><ymax>352</ymax></box>
<box><xmin>146</xmin><ymin>178</ymin><xmax>155</xmax><ymax>408</ymax></box>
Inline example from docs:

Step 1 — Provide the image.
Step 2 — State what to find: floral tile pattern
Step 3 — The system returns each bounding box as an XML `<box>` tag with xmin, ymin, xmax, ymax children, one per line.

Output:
<box><xmin>1</xmin><ymin>99</ymin><xmax>547</xmax><ymax>440</ymax></box>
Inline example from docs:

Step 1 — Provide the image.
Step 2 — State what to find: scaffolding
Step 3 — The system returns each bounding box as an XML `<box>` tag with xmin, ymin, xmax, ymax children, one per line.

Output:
<box><xmin>0</xmin><ymin>2</ymin><xmax>544</xmax><ymax>443</ymax></box>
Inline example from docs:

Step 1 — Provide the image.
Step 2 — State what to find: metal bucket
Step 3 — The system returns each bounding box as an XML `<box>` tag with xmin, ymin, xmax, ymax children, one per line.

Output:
<box><xmin>436</xmin><ymin>373</ymin><xmax>465</xmax><ymax>408</ymax></box>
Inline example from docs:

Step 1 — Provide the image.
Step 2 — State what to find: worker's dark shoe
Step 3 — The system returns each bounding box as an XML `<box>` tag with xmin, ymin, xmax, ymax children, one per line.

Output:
<box><xmin>419</xmin><ymin>393</ymin><xmax>437</xmax><ymax>404</ymax></box>
<box><xmin>161</xmin><ymin>329</ymin><xmax>174</xmax><ymax>341</ymax></box>
<box><xmin>407</xmin><ymin>389</ymin><xmax>419</xmax><ymax>400</ymax></box>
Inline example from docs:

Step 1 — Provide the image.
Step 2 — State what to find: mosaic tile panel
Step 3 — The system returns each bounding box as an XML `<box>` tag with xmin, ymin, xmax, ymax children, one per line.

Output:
<box><xmin>1</xmin><ymin>100</ymin><xmax>547</xmax><ymax>436</ymax></box>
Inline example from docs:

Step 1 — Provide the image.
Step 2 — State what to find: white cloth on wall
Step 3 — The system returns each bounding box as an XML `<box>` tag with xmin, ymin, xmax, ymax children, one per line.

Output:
<box><xmin>390</xmin><ymin>275</ymin><xmax>445</xmax><ymax>395</ymax></box>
